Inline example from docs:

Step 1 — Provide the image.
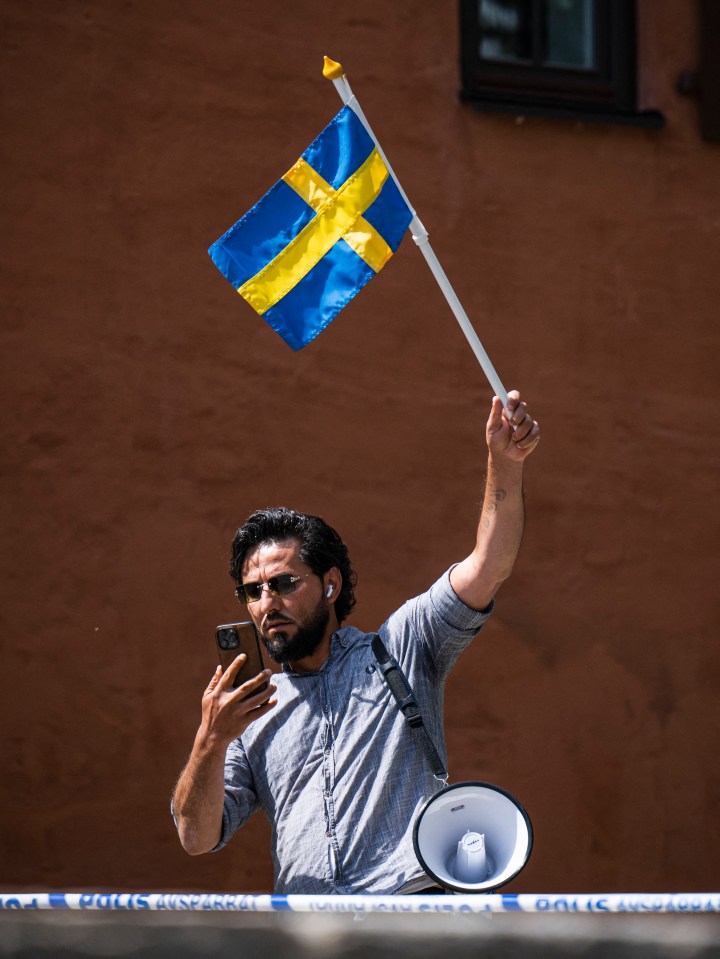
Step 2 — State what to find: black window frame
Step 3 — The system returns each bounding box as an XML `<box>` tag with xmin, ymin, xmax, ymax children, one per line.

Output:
<box><xmin>459</xmin><ymin>0</ymin><xmax>665</xmax><ymax>127</ymax></box>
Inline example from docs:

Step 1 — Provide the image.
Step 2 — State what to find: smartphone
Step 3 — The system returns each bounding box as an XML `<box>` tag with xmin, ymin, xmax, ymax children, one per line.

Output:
<box><xmin>215</xmin><ymin>620</ymin><xmax>266</xmax><ymax>689</ymax></box>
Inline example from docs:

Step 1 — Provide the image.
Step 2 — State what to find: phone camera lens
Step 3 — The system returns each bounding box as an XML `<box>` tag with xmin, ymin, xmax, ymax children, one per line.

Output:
<box><xmin>218</xmin><ymin>628</ymin><xmax>239</xmax><ymax>650</ymax></box>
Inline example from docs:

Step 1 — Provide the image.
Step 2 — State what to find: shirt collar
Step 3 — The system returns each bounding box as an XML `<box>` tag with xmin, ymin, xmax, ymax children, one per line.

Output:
<box><xmin>281</xmin><ymin>627</ymin><xmax>359</xmax><ymax>676</ymax></box>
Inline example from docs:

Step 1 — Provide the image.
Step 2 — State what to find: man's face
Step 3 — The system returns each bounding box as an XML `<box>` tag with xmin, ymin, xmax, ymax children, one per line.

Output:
<box><xmin>239</xmin><ymin>539</ymin><xmax>331</xmax><ymax>666</ymax></box>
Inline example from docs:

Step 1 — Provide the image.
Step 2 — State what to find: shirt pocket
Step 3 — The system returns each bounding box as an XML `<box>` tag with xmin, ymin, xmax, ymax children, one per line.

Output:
<box><xmin>340</xmin><ymin>647</ymin><xmax>389</xmax><ymax>722</ymax></box>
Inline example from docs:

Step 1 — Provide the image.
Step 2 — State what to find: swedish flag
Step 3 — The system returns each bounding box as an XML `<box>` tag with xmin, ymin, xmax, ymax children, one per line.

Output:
<box><xmin>209</xmin><ymin>105</ymin><xmax>413</xmax><ymax>350</ymax></box>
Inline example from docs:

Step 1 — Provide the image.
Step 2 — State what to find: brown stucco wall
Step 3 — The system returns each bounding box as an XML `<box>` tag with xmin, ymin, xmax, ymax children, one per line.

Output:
<box><xmin>1</xmin><ymin>1</ymin><xmax>718</xmax><ymax>895</ymax></box>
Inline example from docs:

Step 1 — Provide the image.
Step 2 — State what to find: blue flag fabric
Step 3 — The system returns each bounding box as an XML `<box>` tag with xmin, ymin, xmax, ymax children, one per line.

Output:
<box><xmin>208</xmin><ymin>105</ymin><xmax>413</xmax><ymax>350</ymax></box>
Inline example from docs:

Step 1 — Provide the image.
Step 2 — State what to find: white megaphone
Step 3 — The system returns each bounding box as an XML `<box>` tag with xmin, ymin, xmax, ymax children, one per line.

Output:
<box><xmin>413</xmin><ymin>781</ymin><xmax>533</xmax><ymax>893</ymax></box>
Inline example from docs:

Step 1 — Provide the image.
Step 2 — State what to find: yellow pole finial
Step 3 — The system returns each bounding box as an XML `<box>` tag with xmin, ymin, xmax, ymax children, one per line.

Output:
<box><xmin>323</xmin><ymin>56</ymin><xmax>345</xmax><ymax>80</ymax></box>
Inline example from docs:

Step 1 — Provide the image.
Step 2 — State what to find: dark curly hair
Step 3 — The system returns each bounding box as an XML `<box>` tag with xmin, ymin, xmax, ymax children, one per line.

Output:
<box><xmin>229</xmin><ymin>507</ymin><xmax>357</xmax><ymax>624</ymax></box>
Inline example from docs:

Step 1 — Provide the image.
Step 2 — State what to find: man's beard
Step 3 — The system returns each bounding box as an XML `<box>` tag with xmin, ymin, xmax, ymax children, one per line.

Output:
<box><xmin>261</xmin><ymin>599</ymin><xmax>330</xmax><ymax>665</ymax></box>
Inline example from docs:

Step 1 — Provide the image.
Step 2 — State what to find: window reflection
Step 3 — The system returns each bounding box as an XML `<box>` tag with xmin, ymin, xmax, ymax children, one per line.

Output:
<box><xmin>478</xmin><ymin>0</ymin><xmax>595</xmax><ymax>70</ymax></box>
<box><xmin>479</xmin><ymin>0</ymin><xmax>533</xmax><ymax>63</ymax></box>
<box><xmin>545</xmin><ymin>0</ymin><xmax>595</xmax><ymax>69</ymax></box>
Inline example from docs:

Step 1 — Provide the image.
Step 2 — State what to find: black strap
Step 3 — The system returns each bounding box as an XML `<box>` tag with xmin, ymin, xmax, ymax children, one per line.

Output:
<box><xmin>371</xmin><ymin>634</ymin><xmax>448</xmax><ymax>782</ymax></box>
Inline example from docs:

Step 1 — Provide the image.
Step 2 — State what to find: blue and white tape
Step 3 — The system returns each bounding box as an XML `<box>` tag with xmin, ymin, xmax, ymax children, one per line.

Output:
<box><xmin>1</xmin><ymin>893</ymin><xmax>719</xmax><ymax>913</ymax></box>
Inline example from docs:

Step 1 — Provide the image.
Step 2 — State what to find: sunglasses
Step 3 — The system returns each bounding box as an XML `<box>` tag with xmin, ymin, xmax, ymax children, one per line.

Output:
<box><xmin>235</xmin><ymin>573</ymin><xmax>311</xmax><ymax>604</ymax></box>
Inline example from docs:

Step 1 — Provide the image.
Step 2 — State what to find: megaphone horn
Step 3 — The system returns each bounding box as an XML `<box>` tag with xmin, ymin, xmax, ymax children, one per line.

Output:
<box><xmin>413</xmin><ymin>781</ymin><xmax>533</xmax><ymax>893</ymax></box>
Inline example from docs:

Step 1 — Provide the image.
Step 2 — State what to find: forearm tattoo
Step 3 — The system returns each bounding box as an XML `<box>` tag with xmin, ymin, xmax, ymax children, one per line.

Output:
<box><xmin>479</xmin><ymin>486</ymin><xmax>507</xmax><ymax>531</ymax></box>
<box><xmin>485</xmin><ymin>487</ymin><xmax>507</xmax><ymax>513</ymax></box>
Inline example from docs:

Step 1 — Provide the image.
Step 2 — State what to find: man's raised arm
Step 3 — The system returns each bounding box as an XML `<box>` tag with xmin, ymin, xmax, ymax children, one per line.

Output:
<box><xmin>450</xmin><ymin>390</ymin><xmax>540</xmax><ymax>612</ymax></box>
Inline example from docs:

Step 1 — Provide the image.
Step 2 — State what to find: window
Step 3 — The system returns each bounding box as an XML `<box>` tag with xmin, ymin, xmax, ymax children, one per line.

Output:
<box><xmin>459</xmin><ymin>0</ymin><xmax>664</xmax><ymax>127</ymax></box>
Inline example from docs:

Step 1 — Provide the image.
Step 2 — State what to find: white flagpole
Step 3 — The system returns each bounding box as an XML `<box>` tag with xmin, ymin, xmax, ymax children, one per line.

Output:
<box><xmin>323</xmin><ymin>57</ymin><xmax>509</xmax><ymax>410</ymax></box>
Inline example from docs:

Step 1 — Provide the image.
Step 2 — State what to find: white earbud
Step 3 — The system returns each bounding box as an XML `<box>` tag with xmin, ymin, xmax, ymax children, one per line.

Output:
<box><xmin>326</xmin><ymin>585</ymin><xmax>334</xmax><ymax>597</ymax></box>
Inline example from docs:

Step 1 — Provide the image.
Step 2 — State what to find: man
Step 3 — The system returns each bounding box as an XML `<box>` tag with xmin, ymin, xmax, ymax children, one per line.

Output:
<box><xmin>172</xmin><ymin>390</ymin><xmax>540</xmax><ymax>894</ymax></box>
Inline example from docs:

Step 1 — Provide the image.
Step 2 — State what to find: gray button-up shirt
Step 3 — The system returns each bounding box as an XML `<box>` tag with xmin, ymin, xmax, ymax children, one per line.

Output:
<box><xmin>215</xmin><ymin>569</ymin><xmax>492</xmax><ymax>894</ymax></box>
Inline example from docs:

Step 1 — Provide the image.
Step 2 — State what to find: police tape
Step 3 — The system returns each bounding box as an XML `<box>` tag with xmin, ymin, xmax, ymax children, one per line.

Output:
<box><xmin>1</xmin><ymin>893</ymin><xmax>719</xmax><ymax>913</ymax></box>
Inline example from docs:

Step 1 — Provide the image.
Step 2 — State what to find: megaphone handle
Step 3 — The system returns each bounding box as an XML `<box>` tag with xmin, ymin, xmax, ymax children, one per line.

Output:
<box><xmin>371</xmin><ymin>634</ymin><xmax>448</xmax><ymax>782</ymax></box>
